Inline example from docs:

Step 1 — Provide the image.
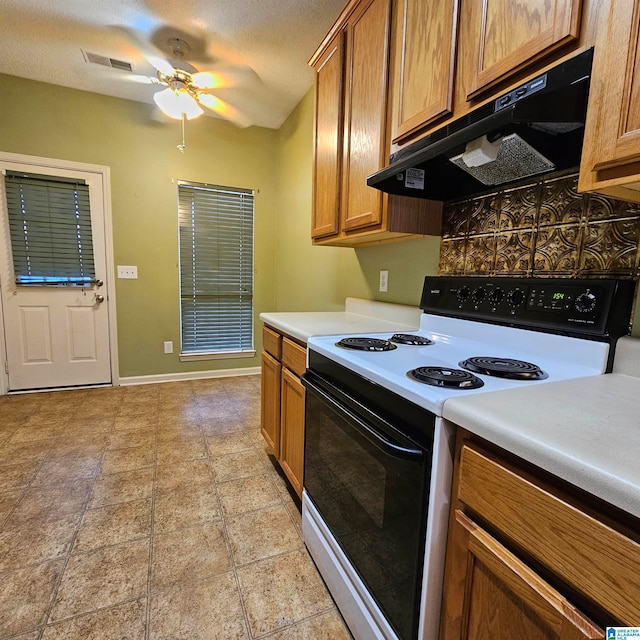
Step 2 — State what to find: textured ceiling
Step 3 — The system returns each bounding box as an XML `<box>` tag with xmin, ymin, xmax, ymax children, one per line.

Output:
<box><xmin>0</xmin><ymin>0</ymin><xmax>344</xmax><ymax>129</ymax></box>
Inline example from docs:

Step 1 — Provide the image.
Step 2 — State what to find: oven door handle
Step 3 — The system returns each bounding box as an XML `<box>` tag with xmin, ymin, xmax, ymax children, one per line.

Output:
<box><xmin>304</xmin><ymin>376</ymin><xmax>425</xmax><ymax>462</ymax></box>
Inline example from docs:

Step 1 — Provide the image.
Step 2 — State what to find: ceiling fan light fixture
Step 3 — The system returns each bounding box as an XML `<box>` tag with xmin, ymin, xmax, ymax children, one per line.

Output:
<box><xmin>153</xmin><ymin>86</ymin><xmax>203</xmax><ymax>120</ymax></box>
<box><xmin>176</xmin><ymin>91</ymin><xmax>203</xmax><ymax>120</ymax></box>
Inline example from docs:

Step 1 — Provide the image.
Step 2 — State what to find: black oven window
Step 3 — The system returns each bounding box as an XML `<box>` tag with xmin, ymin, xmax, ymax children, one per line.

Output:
<box><xmin>305</xmin><ymin>390</ymin><xmax>429</xmax><ymax>640</ymax></box>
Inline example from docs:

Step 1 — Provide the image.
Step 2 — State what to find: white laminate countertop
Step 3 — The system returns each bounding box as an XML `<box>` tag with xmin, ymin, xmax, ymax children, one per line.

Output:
<box><xmin>442</xmin><ymin>337</ymin><xmax>640</xmax><ymax>519</ymax></box>
<box><xmin>259</xmin><ymin>297</ymin><xmax>421</xmax><ymax>342</ymax></box>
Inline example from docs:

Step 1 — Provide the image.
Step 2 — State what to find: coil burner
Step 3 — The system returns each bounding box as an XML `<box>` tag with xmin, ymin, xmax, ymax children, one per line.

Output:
<box><xmin>407</xmin><ymin>366</ymin><xmax>484</xmax><ymax>389</ymax></box>
<box><xmin>335</xmin><ymin>337</ymin><xmax>397</xmax><ymax>352</ymax></box>
<box><xmin>460</xmin><ymin>356</ymin><xmax>548</xmax><ymax>380</ymax></box>
<box><xmin>389</xmin><ymin>333</ymin><xmax>434</xmax><ymax>346</ymax></box>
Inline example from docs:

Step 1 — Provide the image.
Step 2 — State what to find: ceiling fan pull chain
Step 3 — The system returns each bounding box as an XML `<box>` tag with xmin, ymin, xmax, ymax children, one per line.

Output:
<box><xmin>178</xmin><ymin>113</ymin><xmax>186</xmax><ymax>152</ymax></box>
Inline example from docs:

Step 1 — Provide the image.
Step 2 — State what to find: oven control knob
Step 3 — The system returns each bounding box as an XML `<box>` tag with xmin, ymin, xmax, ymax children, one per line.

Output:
<box><xmin>489</xmin><ymin>288</ymin><xmax>504</xmax><ymax>306</ymax></box>
<box><xmin>507</xmin><ymin>288</ymin><xmax>525</xmax><ymax>308</ymax></box>
<box><xmin>575</xmin><ymin>291</ymin><xmax>597</xmax><ymax>313</ymax></box>
<box><xmin>472</xmin><ymin>287</ymin><xmax>486</xmax><ymax>304</ymax></box>
<box><xmin>457</xmin><ymin>286</ymin><xmax>471</xmax><ymax>303</ymax></box>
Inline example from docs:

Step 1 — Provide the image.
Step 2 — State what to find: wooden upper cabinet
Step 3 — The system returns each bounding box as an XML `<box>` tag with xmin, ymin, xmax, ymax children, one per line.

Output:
<box><xmin>579</xmin><ymin>0</ymin><xmax>640</xmax><ymax>201</ymax></box>
<box><xmin>309</xmin><ymin>0</ymin><xmax>443</xmax><ymax>246</ymax></box>
<box><xmin>391</xmin><ymin>0</ymin><xmax>460</xmax><ymax>143</ymax></box>
<box><xmin>341</xmin><ymin>0</ymin><xmax>392</xmax><ymax>232</ymax></box>
<box><xmin>312</xmin><ymin>32</ymin><xmax>344</xmax><ymax>239</ymax></box>
<box><xmin>466</xmin><ymin>0</ymin><xmax>582</xmax><ymax>100</ymax></box>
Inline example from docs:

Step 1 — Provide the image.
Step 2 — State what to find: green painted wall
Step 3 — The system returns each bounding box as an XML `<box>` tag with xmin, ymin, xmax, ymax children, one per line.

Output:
<box><xmin>273</xmin><ymin>88</ymin><xmax>441</xmax><ymax>312</ymax></box>
<box><xmin>0</xmin><ymin>75</ymin><xmax>442</xmax><ymax>382</ymax></box>
<box><xmin>273</xmin><ymin>90</ymin><xmax>366</xmax><ymax>311</ymax></box>
<box><xmin>0</xmin><ymin>73</ymin><xmax>278</xmax><ymax>377</ymax></box>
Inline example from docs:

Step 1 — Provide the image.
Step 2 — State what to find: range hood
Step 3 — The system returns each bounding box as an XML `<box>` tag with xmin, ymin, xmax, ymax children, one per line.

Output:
<box><xmin>367</xmin><ymin>48</ymin><xmax>594</xmax><ymax>203</ymax></box>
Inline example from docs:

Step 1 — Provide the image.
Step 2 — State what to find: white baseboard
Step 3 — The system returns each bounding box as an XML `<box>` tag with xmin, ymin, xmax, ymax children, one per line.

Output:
<box><xmin>119</xmin><ymin>367</ymin><xmax>261</xmax><ymax>386</ymax></box>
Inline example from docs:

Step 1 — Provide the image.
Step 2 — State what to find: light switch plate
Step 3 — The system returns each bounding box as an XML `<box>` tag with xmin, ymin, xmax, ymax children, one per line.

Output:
<box><xmin>163</xmin><ymin>341</ymin><xmax>173</xmax><ymax>354</ymax></box>
<box><xmin>117</xmin><ymin>265</ymin><xmax>138</xmax><ymax>279</ymax></box>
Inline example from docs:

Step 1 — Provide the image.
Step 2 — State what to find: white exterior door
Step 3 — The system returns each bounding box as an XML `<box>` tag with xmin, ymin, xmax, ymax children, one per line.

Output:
<box><xmin>0</xmin><ymin>158</ymin><xmax>112</xmax><ymax>391</ymax></box>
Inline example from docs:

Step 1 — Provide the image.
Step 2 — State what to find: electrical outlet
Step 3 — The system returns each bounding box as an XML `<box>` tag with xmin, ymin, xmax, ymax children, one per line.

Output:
<box><xmin>379</xmin><ymin>270</ymin><xmax>389</xmax><ymax>292</ymax></box>
<box><xmin>163</xmin><ymin>341</ymin><xmax>173</xmax><ymax>354</ymax></box>
<box><xmin>117</xmin><ymin>265</ymin><xmax>138</xmax><ymax>279</ymax></box>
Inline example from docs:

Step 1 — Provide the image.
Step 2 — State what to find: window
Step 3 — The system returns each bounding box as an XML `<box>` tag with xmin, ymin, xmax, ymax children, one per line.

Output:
<box><xmin>178</xmin><ymin>181</ymin><xmax>255</xmax><ymax>358</ymax></box>
<box><xmin>4</xmin><ymin>171</ymin><xmax>95</xmax><ymax>286</ymax></box>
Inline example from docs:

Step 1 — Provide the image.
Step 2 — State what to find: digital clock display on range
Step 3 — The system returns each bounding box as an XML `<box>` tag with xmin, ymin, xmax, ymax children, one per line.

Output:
<box><xmin>527</xmin><ymin>287</ymin><xmax>575</xmax><ymax>312</ymax></box>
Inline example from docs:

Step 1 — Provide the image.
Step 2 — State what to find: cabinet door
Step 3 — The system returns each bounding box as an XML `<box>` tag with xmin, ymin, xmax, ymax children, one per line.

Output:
<box><xmin>260</xmin><ymin>351</ymin><xmax>281</xmax><ymax>457</ymax></box>
<box><xmin>579</xmin><ymin>1</ymin><xmax>640</xmax><ymax>197</ymax></box>
<box><xmin>279</xmin><ymin>367</ymin><xmax>305</xmax><ymax>498</ymax></box>
<box><xmin>312</xmin><ymin>31</ymin><xmax>345</xmax><ymax>239</ymax></box>
<box><xmin>440</xmin><ymin>509</ymin><xmax>602</xmax><ymax>640</ymax></box>
<box><xmin>341</xmin><ymin>0</ymin><xmax>391</xmax><ymax>232</ymax></box>
<box><xmin>466</xmin><ymin>0</ymin><xmax>582</xmax><ymax>100</ymax></box>
<box><xmin>391</xmin><ymin>0</ymin><xmax>460</xmax><ymax>143</ymax></box>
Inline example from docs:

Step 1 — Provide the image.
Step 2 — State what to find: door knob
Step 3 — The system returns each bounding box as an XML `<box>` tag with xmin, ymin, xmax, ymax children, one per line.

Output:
<box><xmin>95</xmin><ymin>294</ymin><xmax>105</xmax><ymax>304</ymax></box>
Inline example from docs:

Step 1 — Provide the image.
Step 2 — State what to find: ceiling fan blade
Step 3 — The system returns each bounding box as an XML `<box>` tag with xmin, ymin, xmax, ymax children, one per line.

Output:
<box><xmin>126</xmin><ymin>74</ymin><xmax>160</xmax><ymax>86</ymax></box>
<box><xmin>196</xmin><ymin>93</ymin><xmax>253</xmax><ymax>128</ymax></box>
<box><xmin>148</xmin><ymin>55</ymin><xmax>176</xmax><ymax>77</ymax></box>
<box><xmin>113</xmin><ymin>26</ymin><xmax>175</xmax><ymax>76</ymax></box>
<box><xmin>191</xmin><ymin>72</ymin><xmax>220</xmax><ymax>90</ymax></box>
<box><xmin>192</xmin><ymin>65</ymin><xmax>260</xmax><ymax>90</ymax></box>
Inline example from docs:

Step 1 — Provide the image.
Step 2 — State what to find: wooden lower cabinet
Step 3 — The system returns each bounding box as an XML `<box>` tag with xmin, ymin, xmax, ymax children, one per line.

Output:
<box><xmin>443</xmin><ymin>509</ymin><xmax>601</xmax><ymax>639</ymax></box>
<box><xmin>259</xmin><ymin>325</ymin><xmax>306</xmax><ymax>498</ymax></box>
<box><xmin>260</xmin><ymin>351</ymin><xmax>281</xmax><ymax>457</ymax></box>
<box><xmin>440</xmin><ymin>434</ymin><xmax>640</xmax><ymax>638</ymax></box>
<box><xmin>279</xmin><ymin>367</ymin><xmax>306</xmax><ymax>497</ymax></box>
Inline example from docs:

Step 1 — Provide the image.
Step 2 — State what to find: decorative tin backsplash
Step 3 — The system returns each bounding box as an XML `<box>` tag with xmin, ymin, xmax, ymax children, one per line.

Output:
<box><xmin>439</xmin><ymin>173</ymin><xmax>640</xmax><ymax>278</ymax></box>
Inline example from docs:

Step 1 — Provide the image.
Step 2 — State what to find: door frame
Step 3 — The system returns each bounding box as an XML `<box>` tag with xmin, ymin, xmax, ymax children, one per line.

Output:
<box><xmin>0</xmin><ymin>151</ymin><xmax>119</xmax><ymax>394</ymax></box>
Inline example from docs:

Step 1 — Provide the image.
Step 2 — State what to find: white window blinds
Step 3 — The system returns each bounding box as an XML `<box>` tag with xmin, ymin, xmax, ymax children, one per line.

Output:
<box><xmin>4</xmin><ymin>171</ymin><xmax>95</xmax><ymax>286</ymax></box>
<box><xmin>178</xmin><ymin>181</ymin><xmax>254</xmax><ymax>355</ymax></box>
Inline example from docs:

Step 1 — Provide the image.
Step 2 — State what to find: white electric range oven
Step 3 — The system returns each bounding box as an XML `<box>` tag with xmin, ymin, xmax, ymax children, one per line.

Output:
<box><xmin>301</xmin><ymin>276</ymin><xmax>636</xmax><ymax>640</ymax></box>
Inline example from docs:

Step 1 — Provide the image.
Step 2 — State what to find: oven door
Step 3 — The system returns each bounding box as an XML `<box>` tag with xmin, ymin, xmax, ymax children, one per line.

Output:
<box><xmin>303</xmin><ymin>370</ymin><xmax>433</xmax><ymax>640</ymax></box>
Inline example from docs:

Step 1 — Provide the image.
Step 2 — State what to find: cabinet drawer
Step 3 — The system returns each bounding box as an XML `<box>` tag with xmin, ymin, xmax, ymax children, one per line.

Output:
<box><xmin>282</xmin><ymin>338</ymin><xmax>307</xmax><ymax>377</ymax></box>
<box><xmin>458</xmin><ymin>444</ymin><xmax>640</xmax><ymax>625</ymax></box>
<box><xmin>263</xmin><ymin>326</ymin><xmax>282</xmax><ymax>359</ymax></box>
<box><xmin>442</xmin><ymin>509</ymin><xmax>602</xmax><ymax>639</ymax></box>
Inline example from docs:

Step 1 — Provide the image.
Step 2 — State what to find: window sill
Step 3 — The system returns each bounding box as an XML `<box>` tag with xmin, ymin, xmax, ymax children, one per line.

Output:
<box><xmin>179</xmin><ymin>350</ymin><xmax>256</xmax><ymax>362</ymax></box>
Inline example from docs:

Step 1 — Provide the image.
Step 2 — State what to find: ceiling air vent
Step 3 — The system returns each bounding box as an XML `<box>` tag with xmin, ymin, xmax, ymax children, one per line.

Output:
<box><xmin>82</xmin><ymin>50</ymin><xmax>133</xmax><ymax>72</ymax></box>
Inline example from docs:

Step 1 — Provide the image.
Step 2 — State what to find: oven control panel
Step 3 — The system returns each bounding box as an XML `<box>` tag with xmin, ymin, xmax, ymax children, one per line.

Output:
<box><xmin>420</xmin><ymin>276</ymin><xmax>636</xmax><ymax>338</ymax></box>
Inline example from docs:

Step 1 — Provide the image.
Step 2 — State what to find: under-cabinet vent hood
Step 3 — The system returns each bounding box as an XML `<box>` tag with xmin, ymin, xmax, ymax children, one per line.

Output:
<box><xmin>367</xmin><ymin>48</ymin><xmax>594</xmax><ymax>203</ymax></box>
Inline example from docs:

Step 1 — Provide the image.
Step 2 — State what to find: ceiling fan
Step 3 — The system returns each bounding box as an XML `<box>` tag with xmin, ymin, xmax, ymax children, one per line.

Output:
<box><xmin>121</xmin><ymin>29</ymin><xmax>256</xmax><ymax>150</ymax></box>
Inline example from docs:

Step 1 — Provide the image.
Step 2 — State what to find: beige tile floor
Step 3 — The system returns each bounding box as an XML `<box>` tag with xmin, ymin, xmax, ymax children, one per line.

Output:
<box><xmin>0</xmin><ymin>376</ymin><xmax>353</xmax><ymax>640</ymax></box>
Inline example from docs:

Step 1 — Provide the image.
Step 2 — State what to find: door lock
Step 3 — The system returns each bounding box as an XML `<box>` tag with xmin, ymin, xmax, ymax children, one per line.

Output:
<box><xmin>95</xmin><ymin>279</ymin><xmax>104</xmax><ymax>288</ymax></box>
